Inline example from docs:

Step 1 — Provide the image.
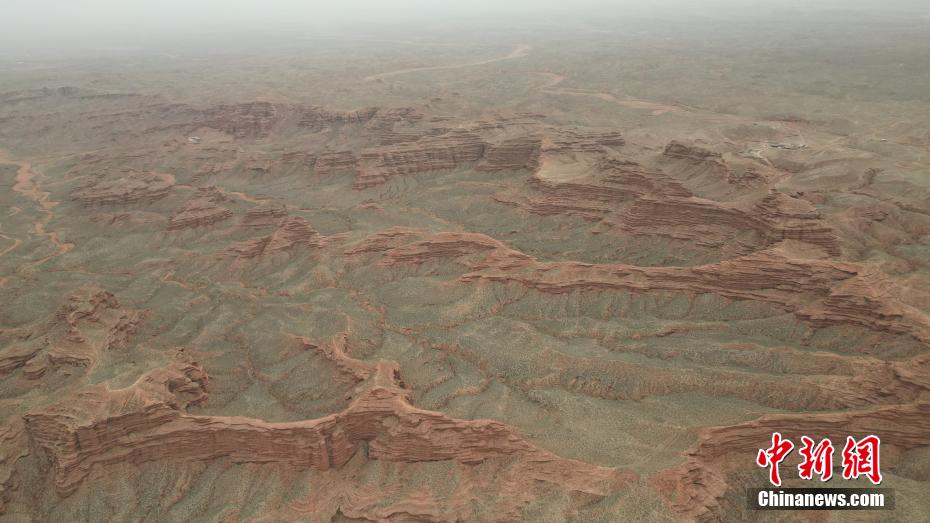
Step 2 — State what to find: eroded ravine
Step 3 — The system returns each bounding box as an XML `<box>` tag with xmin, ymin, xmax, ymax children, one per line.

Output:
<box><xmin>0</xmin><ymin>151</ymin><xmax>74</xmax><ymax>271</ymax></box>
<box><xmin>18</xmin><ymin>334</ymin><xmax>637</xmax><ymax>518</ymax></box>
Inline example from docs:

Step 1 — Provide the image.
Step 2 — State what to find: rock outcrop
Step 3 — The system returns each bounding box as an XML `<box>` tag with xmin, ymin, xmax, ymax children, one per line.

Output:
<box><xmin>312</xmin><ymin>151</ymin><xmax>359</xmax><ymax>176</ymax></box>
<box><xmin>343</xmin><ymin>227</ymin><xmax>423</xmax><ymax>256</ymax></box>
<box><xmin>476</xmin><ymin>137</ymin><xmax>542</xmax><ymax>172</ymax></box>
<box><xmin>496</xmin><ymin>147</ymin><xmax>839</xmax><ymax>256</ymax></box>
<box><xmin>7</xmin><ymin>84</ymin><xmax>930</xmax><ymax>522</ymax></box>
<box><xmin>240</xmin><ymin>204</ymin><xmax>289</xmax><ymax>229</ymax></box>
<box><xmin>547</xmin><ymin>129</ymin><xmax>625</xmax><ymax>153</ymax></box>
<box><xmin>617</xmin><ymin>191</ymin><xmax>840</xmax><ymax>255</ymax></box>
<box><xmin>23</xmin><ymin>336</ymin><xmax>635</xmax><ymax>503</ymax></box>
<box><xmin>71</xmin><ymin>172</ymin><xmax>174</xmax><ymax>207</ymax></box>
<box><xmin>663</xmin><ymin>141</ymin><xmax>724</xmax><ymax>163</ymax></box>
<box><xmin>196</xmin><ymin>102</ymin><xmax>382</xmax><ymax>139</ymax></box>
<box><xmin>0</xmin><ymin>416</ymin><xmax>28</xmax><ymax>515</ymax></box>
<box><xmin>0</xmin><ymin>346</ymin><xmax>40</xmax><ymax>376</ymax></box>
<box><xmin>497</xmin><ymin>160</ymin><xmax>686</xmax><ymax>220</ymax></box>
<box><xmin>371</xmin><ymin>231</ymin><xmax>930</xmax><ymax>342</ymax></box>
<box><xmin>225</xmin><ymin>217</ymin><xmax>323</xmax><ymax>259</ymax></box>
<box><xmin>0</xmin><ymin>289</ymin><xmax>147</xmax><ymax>380</ymax></box>
<box><xmin>167</xmin><ymin>187</ymin><xmax>233</xmax><ymax>230</ymax></box>
<box><xmin>353</xmin><ymin>127</ymin><xmax>625</xmax><ymax>188</ymax></box>
<box><xmin>356</xmin><ymin>131</ymin><xmax>487</xmax><ymax>189</ymax></box>
<box><xmin>298</xmin><ymin>106</ymin><xmax>379</xmax><ymax>131</ymax></box>
<box><xmin>750</xmin><ymin>190</ymin><xmax>840</xmax><ymax>254</ymax></box>
<box><xmin>654</xmin><ymin>400</ymin><xmax>930</xmax><ymax>520</ymax></box>
<box><xmin>661</xmin><ymin>140</ymin><xmax>776</xmax><ymax>188</ymax></box>
<box><xmin>364</xmin><ymin>107</ymin><xmax>426</xmax><ymax>145</ymax></box>
<box><xmin>200</xmin><ymin>101</ymin><xmax>284</xmax><ymax>139</ymax></box>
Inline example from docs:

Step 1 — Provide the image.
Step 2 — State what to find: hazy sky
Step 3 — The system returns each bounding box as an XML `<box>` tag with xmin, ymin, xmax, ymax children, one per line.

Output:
<box><xmin>2</xmin><ymin>0</ymin><xmax>927</xmax><ymax>52</ymax></box>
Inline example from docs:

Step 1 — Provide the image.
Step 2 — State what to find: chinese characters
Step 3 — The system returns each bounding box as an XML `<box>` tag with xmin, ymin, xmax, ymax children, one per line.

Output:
<box><xmin>757</xmin><ymin>434</ymin><xmax>882</xmax><ymax>486</ymax></box>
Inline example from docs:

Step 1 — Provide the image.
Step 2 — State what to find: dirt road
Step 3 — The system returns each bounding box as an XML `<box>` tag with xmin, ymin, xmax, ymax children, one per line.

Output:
<box><xmin>530</xmin><ymin>71</ymin><xmax>685</xmax><ymax>115</ymax></box>
<box><xmin>364</xmin><ymin>44</ymin><xmax>531</xmax><ymax>82</ymax></box>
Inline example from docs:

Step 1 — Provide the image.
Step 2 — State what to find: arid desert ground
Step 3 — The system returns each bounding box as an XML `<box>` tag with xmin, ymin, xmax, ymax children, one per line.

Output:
<box><xmin>1</xmin><ymin>5</ymin><xmax>930</xmax><ymax>521</ymax></box>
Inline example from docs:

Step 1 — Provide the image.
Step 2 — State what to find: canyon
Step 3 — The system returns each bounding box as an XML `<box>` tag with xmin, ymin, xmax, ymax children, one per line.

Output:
<box><xmin>1</xmin><ymin>12</ymin><xmax>929</xmax><ymax>521</ymax></box>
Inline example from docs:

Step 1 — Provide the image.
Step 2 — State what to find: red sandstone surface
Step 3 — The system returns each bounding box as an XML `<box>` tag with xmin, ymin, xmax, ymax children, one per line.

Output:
<box><xmin>1</xmin><ymin>23</ymin><xmax>929</xmax><ymax>520</ymax></box>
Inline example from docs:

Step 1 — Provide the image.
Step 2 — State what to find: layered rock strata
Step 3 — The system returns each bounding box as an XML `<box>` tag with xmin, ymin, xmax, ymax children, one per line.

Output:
<box><xmin>654</xmin><ymin>400</ymin><xmax>930</xmax><ymax>520</ymax></box>
<box><xmin>240</xmin><ymin>205</ymin><xmax>289</xmax><ymax>229</ymax></box>
<box><xmin>1</xmin><ymin>290</ymin><xmax>147</xmax><ymax>379</ymax></box>
<box><xmin>372</xmin><ymin>231</ymin><xmax>930</xmax><ymax>342</ymax></box>
<box><xmin>356</xmin><ymin>131</ymin><xmax>487</xmax><ymax>189</ymax></box>
<box><xmin>167</xmin><ymin>187</ymin><xmax>232</xmax><ymax>230</ymax></box>
<box><xmin>476</xmin><ymin>137</ymin><xmax>542</xmax><ymax>172</ymax></box>
<box><xmin>71</xmin><ymin>172</ymin><xmax>174</xmax><ymax>207</ymax></box>
<box><xmin>225</xmin><ymin>217</ymin><xmax>324</xmax><ymax>259</ymax></box>
<box><xmin>23</xmin><ymin>337</ymin><xmax>634</xmax><ymax>502</ymax></box>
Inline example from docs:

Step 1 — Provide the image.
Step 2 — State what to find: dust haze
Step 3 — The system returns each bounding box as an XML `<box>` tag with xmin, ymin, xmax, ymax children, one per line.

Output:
<box><xmin>2</xmin><ymin>0</ymin><xmax>930</xmax><ymax>521</ymax></box>
<box><xmin>3</xmin><ymin>0</ymin><xmax>929</xmax><ymax>54</ymax></box>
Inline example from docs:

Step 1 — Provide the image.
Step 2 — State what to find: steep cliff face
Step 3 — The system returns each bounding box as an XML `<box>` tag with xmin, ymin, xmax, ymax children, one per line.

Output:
<box><xmin>371</xmin><ymin>231</ymin><xmax>930</xmax><ymax>343</ymax></box>
<box><xmin>364</xmin><ymin>107</ymin><xmax>426</xmax><ymax>145</ymax></box>
<box><xmin>240</xmin><ymin>205</ymin><xmax>289</xmax><ymax>229</ymax></box>
<box><xmin>24</xmin><ymin>355</ymin><xmax>211</xmax><ymax>495</ymax></box>
<box><xmin>167</xmin><ymin>187</ymin><xmax>233</xmax><ymax>230</ymax></box>
<box><xmin>298</xmin><ymin>106</ymin><xmax>379</xmax><ymax>132</ymax></box>
<box><xmin>476</xmin><ymin>137</ymin><xmax>542</xmax><ymax>172</ymax></box>
<box><xmin>654</xmin><ymin>401</ymin><xmax>930</xmax><ymax>520</ymax></box>
<box><xmin>200</xmin><ymin>101</ymin><xmax>284</xmax><ymax>139</ymax></box>
<box><xmin>224</xmin><ymin>217</ymin><xmax>323</xmax><ymax>259</ymax></box>
<box><xmin>71</xmin><ymin>172</ymin><xmax>174</xmax><ymax>207</ymax></box>
<box><xmin>663</xmin><ymin>141</ymin><xmax>722</xmax><ymax>163</ymax></box>
<box><xmin>355</xmin><ymin>131</ymin><xmax>488</xmax><ymax>189</ymax></box>
<box><xmin>352</xmin><ymin>126</ymin><xmax>627</xmax><ymax>189</ymax></box>
<box><xmin>546</xmin><ymin>129</ymin><xmax>625</xmax><ymax>152</ymax></box>
<box><xmin>311</xmin><ymin>150</ymin><xmax>359</xmax><ymax>176</ymax></box>
<box><xmin>4</xmin><ymin>76</ymin><xmax>930</xmax><ymax>522</ymax></box>
<box><xmin>617</xmin><ymin>191</ymin><xmax>840</xmax><ymax>254</ymax></box>
<box><xmin>797</xmin><ymin>268</ymin><xmax>930</xmax><ymax>341</ymax></box>
<box><xmin>343</xmin><ymin>227</ymin><xmax>424</xmax><ymax>256</ymax></box>
<box><xmin>0</xmin><ymin>417</ymin><xmax>27</xmax><ymax>515</ymax></box>
<box><xmin>22</xmin><ymin>336</ymin><xmax>634</xmax><ymax>507</ymax></box>
<box><xmin>192</xmin><ymin>102</ymin><xmax>399</xmax><ymax>140</ymax></box>
<box><xmin>1</xmin><ymin>289</ymin><xmax>148</xmax><ymax>380</ymax></box>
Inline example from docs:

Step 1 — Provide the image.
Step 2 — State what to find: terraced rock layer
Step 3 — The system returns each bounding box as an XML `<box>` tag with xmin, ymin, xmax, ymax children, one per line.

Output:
<box><xmin>71</xmin><ymin>172</ymin><xmax>174</xmax><ymax>207</ymax></box>
<box><xmin>167</xmin><ymin>187</ymin><xmax>232</xmax><ymax>230</ymax></box>
<box><xmin>2</xmin><ymin>73</ymin><xmax>929</xmax><ymax>521</ymax></box>
<box><xmin>655</xmin><ymin>400</ymin><xmax>930</xmax><ymax>519</ymax></box>
<box><xmin>23</xmin><ymin>337</ymin><xmax>633</xmax><ymax>505</ymax></box>
<box><xmin>375</xmin><ymin>231</ymin><xmax>929</xmax><ymax>342</ymax></box>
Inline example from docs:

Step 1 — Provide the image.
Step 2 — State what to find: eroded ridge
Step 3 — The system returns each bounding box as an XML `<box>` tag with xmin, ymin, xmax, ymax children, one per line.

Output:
<box><xmin>22</xmin><ymin>335</ymin><xmax>634</xmax><ymax>508</ymax></box>
<box><xmin>3</xmin><ymin>31</ymin><xmax>930</xmax><ymax>519</ymax></box>
<box><xmin>654</xmin><ymin>400</ymin><xmax>930</xmax><ymax>520</ymax></box>
<box><xmin>368</xmin><ymin>230</ymin><xmax>930</xmax><ymax>343</ymax></box>
<box><xmin>0</xmin><ymin>288</ymin><xmax>148</xmax><ymax>379</ymax></box>
<box><xmin>167</xmin><ymin>186</ymin><xmax>233</xmax><ymax>230</ymax></box>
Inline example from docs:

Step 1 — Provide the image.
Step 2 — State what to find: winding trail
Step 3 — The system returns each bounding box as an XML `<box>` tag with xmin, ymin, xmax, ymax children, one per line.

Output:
<box><xmin>364</xmin><ymin>44</ymin><xmax>531</xmax><ymax>82</ymax></box>
<box><xmin>530</xmin><ymin>71</ymin><xmax>687</xmax><ymax>116</ymax></box>
<box><xmin>0</xmin><ymin>233</ymin><xmax>22</xmax><ymax>259</ymax></box>
<box><xmin>214</xmin><ymin>186</ymin><xmax>273</xmax><ymax>204</ymax></box>
<box><xmin>0</xmin><ymin>150</ymin><xmax>74</xmax><ymax>272</ymax></box>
